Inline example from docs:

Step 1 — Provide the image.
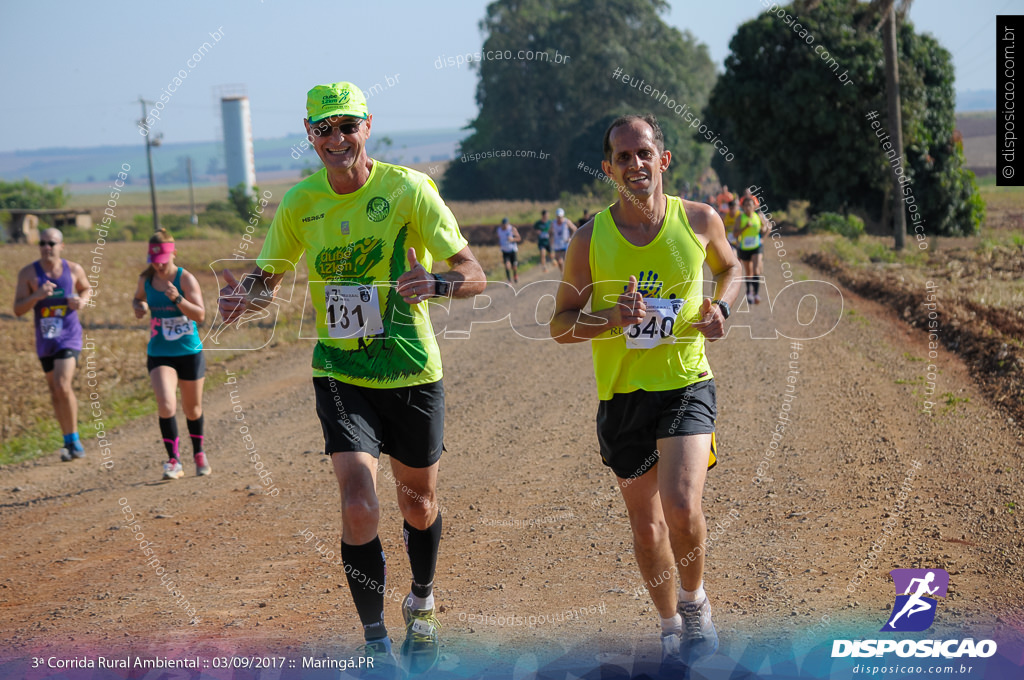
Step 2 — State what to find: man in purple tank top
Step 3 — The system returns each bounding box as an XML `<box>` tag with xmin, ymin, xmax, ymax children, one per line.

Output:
<box><xmin>13</xmin><ymin>228</ymin><xmax>93</xmax><ymax>461</ymax></box>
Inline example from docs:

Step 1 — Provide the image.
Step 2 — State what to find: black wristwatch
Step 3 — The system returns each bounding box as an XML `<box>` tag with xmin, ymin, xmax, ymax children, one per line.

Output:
<box><xmin>432</xmin><ymin>274</ymin><xmax>452</xmax><ymax>298</ymax></box>
<box><xmin>174</xmin><ymin>294</ymin><xmax>184</xmax><ymax>305</ymax></box>
<box><xmin>712</xmin><ymin>298</ymin><xmax>730</xmax><ymax>319</ymax></box>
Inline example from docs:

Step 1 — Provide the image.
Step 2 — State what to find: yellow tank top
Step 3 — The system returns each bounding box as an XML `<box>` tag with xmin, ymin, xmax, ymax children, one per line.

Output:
<box><xmin>589</xmin><ymin>196</ymin><xmax>712</xmax><ymax>400</ymax></box>
<box><xmin>737</xmin><ymin>213</ymin><xmax>761</xmax><ymax>250</ymax></box>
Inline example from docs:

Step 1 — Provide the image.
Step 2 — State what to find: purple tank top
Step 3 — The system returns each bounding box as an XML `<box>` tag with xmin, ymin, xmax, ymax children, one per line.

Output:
<box><xmin>33</xmin><ymin>259</ymin><xmax>83</xmax><ymax>357</ymax></box>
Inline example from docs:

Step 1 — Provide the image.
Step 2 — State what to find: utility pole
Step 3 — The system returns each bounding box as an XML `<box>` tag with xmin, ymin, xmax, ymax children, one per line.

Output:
<box><xmin>139</xmin><ymin>97</ymin><xmax>162</xmax><ymax>232</ymax></box>
<box><xmin>187</xmin><ymin>157</ymin><xmax>198</xmax><ymax>225</ymax></box>
<box><xmin>882</xmin><ymin>3</ymin><xmax>906</xmax><ymax>250</ymax></box>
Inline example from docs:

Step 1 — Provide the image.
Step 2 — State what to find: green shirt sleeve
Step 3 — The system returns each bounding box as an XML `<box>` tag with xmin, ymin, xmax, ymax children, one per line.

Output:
<box><xmin>257</xmin><ymin>193</ymin><xmax>303</xmax><ymax>273</ymax></box>
<box><xmin>412</xmin><ymin>176</ymin><xmax>467</xmax><ymax>262</ymax></box>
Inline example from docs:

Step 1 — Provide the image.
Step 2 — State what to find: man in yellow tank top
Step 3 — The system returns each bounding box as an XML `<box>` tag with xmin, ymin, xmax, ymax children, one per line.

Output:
<box><xmin>551</xmin><ymin>114</ymin><xmax>741</xmax><ymax>670</ymax></box>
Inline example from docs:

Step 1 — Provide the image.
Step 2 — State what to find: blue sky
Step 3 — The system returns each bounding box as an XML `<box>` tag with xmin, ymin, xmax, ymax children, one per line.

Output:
<box><xmin>0</xmin><ymin>0</ymin><xmax>1011</xmax><ymax>153</ymax></box>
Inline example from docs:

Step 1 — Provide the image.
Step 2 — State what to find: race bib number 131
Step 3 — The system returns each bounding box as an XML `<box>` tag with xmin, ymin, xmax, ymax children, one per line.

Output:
<box><xmin>324</xmin><ymin>285</ymin><xmax>384</xmax><ymax>339</ymax></box>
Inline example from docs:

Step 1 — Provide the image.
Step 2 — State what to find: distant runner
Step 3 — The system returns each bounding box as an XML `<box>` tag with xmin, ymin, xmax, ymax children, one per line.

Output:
<box><xmin>733</xmin><ymin>197</ymin><xmax>769</xmax><ymax>304</ymax></box>
<box><xmin>550</xmin><ymin>208</ymin><xmax>577</xmax><ymax>272</ymax></box>
<box><xmin>715</xmin><ymin>185</ymin><xmax>734</xmax><ymax>213</ymax></box>
<box><xmin>738</xmin><ymin>187</ymin><xmax>760</xmax><ymax>209</ymax></box>
<box><xmin>132</xmin><ymin>229</ymin><xmax>210</xmax><ymax>479</ymax></box>
<box><xmin>551</xmin><ymin>114</ymin><xmax>741</xmax><ymax>671</ymax></box>
<box><xmin>497</xmin><ymin>217</ymin><xmax>521</xmax><ymax>284</ymax></box>
<box><xmin>720</xmin><ymin>199</ymin><xmax>741</xmax><ymax>255</ymax></box>
<box><xmin>13</xmin><ymin>228</ymin><xmax>92</xmax><ymax>461</ymax></box>
<box><xmin>534</xmin><ymin>209</ymin><xmax>553</xmax><ymax>272</ymax></box>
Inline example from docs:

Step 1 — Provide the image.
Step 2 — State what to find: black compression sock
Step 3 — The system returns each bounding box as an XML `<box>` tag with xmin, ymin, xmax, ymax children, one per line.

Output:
<box><xmin>159</xmin><ymin>416</ymin><xmax>179</xmax><ymax>459</ymax></box>
<box><xmin>753</xmin><ymin>280</ymin><xmax>761</xmax><ymax>295</ymax></box>
<box><xmin>186</xmin><ymin>416</ymin><xmax>204</xmax><ymax>454</ymax></box>
<box><xmin>341</xmin><ymin>536</ymin><xmax>387</xmax><ymax>638</ymax></box>
<box><xmin>404</xmin><ymin>514</ymin><xmax>442</xmax><ymax>598</ymax></box>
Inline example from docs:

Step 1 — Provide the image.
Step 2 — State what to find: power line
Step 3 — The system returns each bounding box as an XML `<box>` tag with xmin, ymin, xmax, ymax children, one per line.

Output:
<box><xmin>951</xmin><ymin>0</ymin><xmax>1016</xmax><ymax>54</ymax></box>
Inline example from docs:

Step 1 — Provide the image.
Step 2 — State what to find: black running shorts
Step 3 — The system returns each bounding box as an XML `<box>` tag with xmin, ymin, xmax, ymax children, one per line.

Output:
<box><xmin>738</xmin><ymin>246</ymin><xmax>763</xmax><ymax>261</ymax></box>
<box><xmin>147</xmin><ymin>351</ymin><xmax>206</xmax><ymax>381</ymax></box>
<box><xmin>313</xmin><ymin>377</ymin><xmax>445</xmax><ymax>468</ymax></box>
<box><xmin>596</xmin><ymin>379</ymin><xmax>717</xmax><ymax>480</ymax></box>
<box><xmin>40</xmin><ymin>348</ymin><xmax>80</xmax><ymax>373</ymax></box>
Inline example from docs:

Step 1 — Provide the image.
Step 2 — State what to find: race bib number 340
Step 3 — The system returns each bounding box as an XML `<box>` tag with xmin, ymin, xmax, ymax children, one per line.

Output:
<box><xmin>324</xmin><ymin>285</ymin><xmax>384</xmax><ymax>339</ymax></box>
<box><xmin>626</xmin><ymin>298</ymin><xmax>684</xmax><ymax>349</ymax></box>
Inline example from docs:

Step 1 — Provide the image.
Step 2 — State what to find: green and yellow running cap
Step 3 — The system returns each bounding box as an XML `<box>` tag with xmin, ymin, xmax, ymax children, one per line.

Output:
<box><xmin>306</xmin><ymin>82</ymin><xmax>368</xmax><ymax>122</ymax></box>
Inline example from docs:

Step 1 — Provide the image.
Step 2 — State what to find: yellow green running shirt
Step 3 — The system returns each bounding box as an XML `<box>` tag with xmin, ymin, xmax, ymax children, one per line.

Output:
<box><xmin>589</xmin><ymin>196</ymin><xmax>712</xmax><ymax>400</ymax></box>
<box><xmin>257</xmin><ymin>162</ymin><xmax>468</xmax><ymax>388</ymax></box>
<box><xmin>737</xmin><ymin>213</ymin><xmax>762</xmax><ymax>250</ymax></box>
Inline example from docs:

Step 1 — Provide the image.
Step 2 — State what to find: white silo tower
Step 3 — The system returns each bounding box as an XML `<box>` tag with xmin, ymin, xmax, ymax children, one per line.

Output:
<box><xmin>220</xmin><ymin>92</ymin><xmax>256</xmax><ymax>196</ymax></box>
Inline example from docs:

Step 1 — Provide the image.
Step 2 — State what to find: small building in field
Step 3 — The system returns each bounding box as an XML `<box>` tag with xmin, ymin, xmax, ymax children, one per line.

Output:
<box><xmin>4</xmin><ymin>209</ymin><xmax>93</xmax><ymax>244</ymax></box>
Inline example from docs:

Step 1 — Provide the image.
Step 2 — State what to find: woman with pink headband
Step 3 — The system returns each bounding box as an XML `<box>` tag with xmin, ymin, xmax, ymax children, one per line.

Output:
<box><xmin>131</xmin><ymin>229</ymin><xmax>210</xmax><ymax>479</ymax></box>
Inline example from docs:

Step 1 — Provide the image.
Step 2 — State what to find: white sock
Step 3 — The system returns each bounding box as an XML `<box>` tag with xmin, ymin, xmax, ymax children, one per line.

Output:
<box><xmin>661</xmin><ymin>613</ymin><xmax>683</xmax><ymax>635</ymax></box>
<box><xmin>407</xmin><ymin>592</ymin><xmax>434</xmax><ymax>611</ymax></box>
<box><xmin>679</xmin><ymin>582</ymin><xmax>706</xmax><ymax>603</ymax></box>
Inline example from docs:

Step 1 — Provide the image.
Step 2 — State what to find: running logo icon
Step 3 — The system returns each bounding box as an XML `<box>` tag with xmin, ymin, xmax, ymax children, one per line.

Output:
<box><xmin>882</xmin><ymin>568</ymin><xmax>949</xmax><ymax>632</ymax></box>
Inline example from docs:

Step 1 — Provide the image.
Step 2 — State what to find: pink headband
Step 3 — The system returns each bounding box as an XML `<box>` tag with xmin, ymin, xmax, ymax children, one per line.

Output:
<box><xmin>148</xmin><ymin>242</ymin><xmax>175</xmax><ymax>263</ymax></box>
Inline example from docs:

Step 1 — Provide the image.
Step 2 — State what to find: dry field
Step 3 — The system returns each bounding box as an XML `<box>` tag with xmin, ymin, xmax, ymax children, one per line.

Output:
<box><xmin>0</xmin><ymin>235</ymin><xmax>520</xmax><ymax>463</ymax></box>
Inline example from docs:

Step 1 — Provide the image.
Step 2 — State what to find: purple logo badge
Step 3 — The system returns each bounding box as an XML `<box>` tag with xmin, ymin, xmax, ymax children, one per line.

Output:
<box><xmin>882</xmin><ymin>568</ymin><xmax>949</xmax><ymax>632</ymax></box>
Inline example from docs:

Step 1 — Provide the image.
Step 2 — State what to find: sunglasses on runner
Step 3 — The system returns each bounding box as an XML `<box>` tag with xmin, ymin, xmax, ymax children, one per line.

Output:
<box><xmin>311</xmin><ymin>120</ymin><xmax>362</xmax><ymax>137</ymax></box>
<box><xmin>39</xmin><ymin>240</ymin><xmax>60</xmax><ymax>247</ymax></box>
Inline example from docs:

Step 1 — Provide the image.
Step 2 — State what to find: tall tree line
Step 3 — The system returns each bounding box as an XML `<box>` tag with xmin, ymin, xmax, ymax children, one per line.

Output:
<box><xmin>442</xmin><ymin>0</ymin><xmax>718</xmax><ymax>201</ymax></box>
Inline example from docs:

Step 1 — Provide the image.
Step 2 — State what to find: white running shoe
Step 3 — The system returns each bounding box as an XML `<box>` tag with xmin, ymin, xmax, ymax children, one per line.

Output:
<box><xmin>194</xmin><ymin>452</ymin><xmax>211</xmax><ymax>476</ymax></box>
<box><xmin>162</xmin><ymin>459</ymin><xmax>184</xmax><ymax>480</ymax></box>
<box><xmin>679</xmin><ymin>595</ymin><xmax>719</xmax><ymax>661</ymax></box>
<box><xmin>660</xmin><ymin>631</ymin><xmax>685</xmax><ymax>670</ymax></box>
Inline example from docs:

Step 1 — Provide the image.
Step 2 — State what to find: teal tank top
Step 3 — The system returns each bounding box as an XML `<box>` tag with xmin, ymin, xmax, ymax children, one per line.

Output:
<box><xmin>146</xmin><ymin>267</ymin><xmax>202</xmax><ymax>357</ymax></box>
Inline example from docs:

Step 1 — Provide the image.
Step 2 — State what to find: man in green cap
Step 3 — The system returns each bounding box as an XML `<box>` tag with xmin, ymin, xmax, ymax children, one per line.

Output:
<box><xmin>218</xmin><ymin>81</ymin><xmax>485</xmax><ymax>673</ymax></box>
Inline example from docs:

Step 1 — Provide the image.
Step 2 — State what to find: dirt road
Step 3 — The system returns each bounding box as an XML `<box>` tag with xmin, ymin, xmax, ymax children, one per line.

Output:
<box><xmin>1</xmin><ymin>236</ymin><xmax>1021</xmax><ymax>679</ymax></box>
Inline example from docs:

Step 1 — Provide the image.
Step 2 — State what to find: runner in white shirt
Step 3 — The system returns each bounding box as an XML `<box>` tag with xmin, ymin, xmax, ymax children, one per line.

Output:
<box><xmin>550</xmin><ymin>208</ymin><xmax>577</xmax><ymax>272</ymax></box>
<box><xmin>497</xmin><ymin>217</ymin><xmax>521</xmax><ymax>283</ymax></box>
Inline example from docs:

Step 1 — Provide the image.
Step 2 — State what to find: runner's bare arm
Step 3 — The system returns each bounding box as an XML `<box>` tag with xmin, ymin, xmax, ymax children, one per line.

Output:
<box><xmin>397</xmin><ymin>246</ymin><xmax>486</xmax><ymax>304</ymax></box>
<box><xmin>132</xmin><ymin>277</ymin><xmax>149</xmax><ymax>319</ymax></box>
<box><xmin>687</xmin><ymin>203</ymin><xmax>742</xmax><ymax>341</ymax></box>
<box><xmin>550</xmin><ymin>225</ymin><xmax>644</xmax><ymax>343</ymax></box>
<box><xmin>441</xmin><ymin>246</ymin><xmax>486</xmax><ymax>298</ymax></box>
<box><xmin>170</xmin><ymin>270</ymin><xmax>205</xmax><ymax>324</ymax></box>
<box><xmin>13</xmin><ymin>265</ymin><xmax>47</xmax><ymax>317</ymax></box>
<box><xmin>687</xmin><ymin>203</ymin><xmax>742</xmax><ymax>309</ymax></box>
<box><xmin>218</xmin><ymin>267</ymin><xmax>284</xmax><ymax>323</ymax></box>
<box><xmin>68</xmin><ymin>262</ymin><xmax>92</xmax><ymax>310</ymax></box>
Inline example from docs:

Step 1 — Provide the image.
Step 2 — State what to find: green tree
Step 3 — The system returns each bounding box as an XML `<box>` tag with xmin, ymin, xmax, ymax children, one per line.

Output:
<box><xmin>705</xmin><ymin>0</ymin><xmax>983</xmax><ymax>237</ymax></box>
<box><xmin>0</xmin><ymin>179</ymin><xmax>67</xmax><ymax>210</ymax></box>
<box><xmin>228</xmin><ymin>183</ymin><xmax>260</xmax><ymax>222</ymax></box>
<box><xmin>443</xmin><ymin>0</ymin><xmax>718</xmax><ymax>200</ymax></box>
